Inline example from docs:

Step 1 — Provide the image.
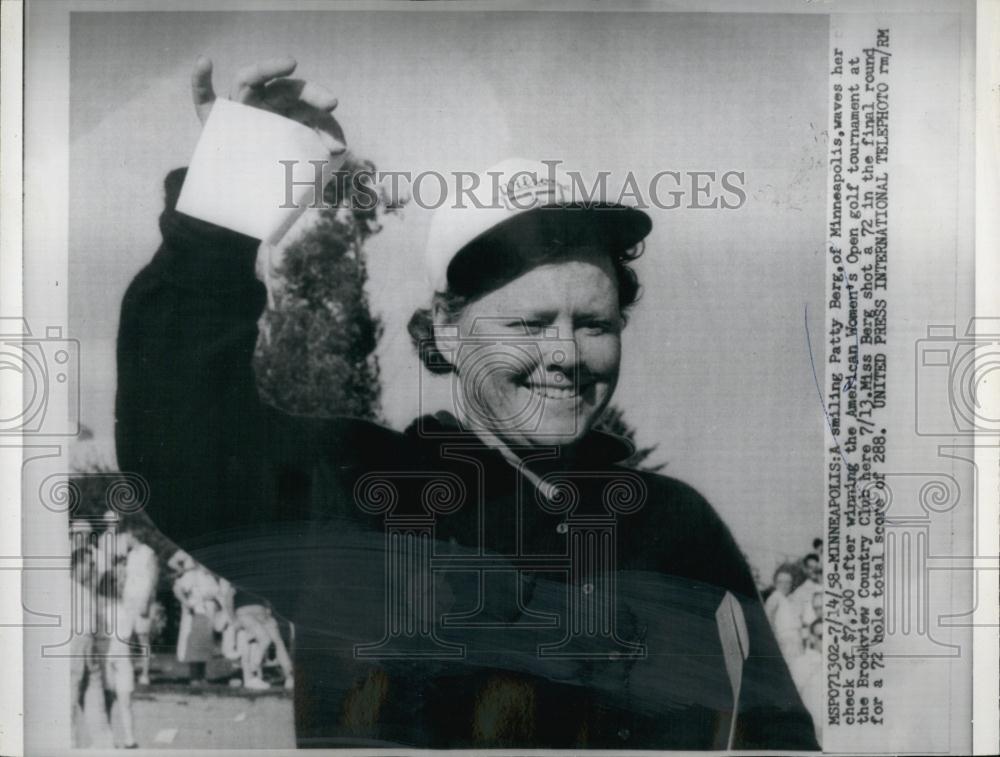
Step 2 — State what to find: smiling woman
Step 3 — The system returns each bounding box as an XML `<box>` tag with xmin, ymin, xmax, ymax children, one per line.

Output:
<box><xmin>112</xmin><ymin>56</ymin><xmax>819</xmax><ymax>750</ymax></box>
<box><xmin>407</xmin><ymin>185</ymin><xmax>647</xmax><ymax>448</ymax></box>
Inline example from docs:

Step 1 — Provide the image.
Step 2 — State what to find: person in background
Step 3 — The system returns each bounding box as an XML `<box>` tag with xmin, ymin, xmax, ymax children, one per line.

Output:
<box><xmin>172</xmin><ymin>560</ymin><xmax>226</xmax><ymax>685</ymax></box>
<box><xmin>166</xmin><ymin>549</ymin><xmax>194</xmax><ymax>575</ymax></box>
<box><xmin>764</xmin><ymin>566</ymin><xmax>793</xmax><ymax>624</ymax></box>
<box><xmin>764</xmin><ymin>565</ymin><xmax>803</xmax><ymax>662</ymax></box>
<box><xmin>70</xmin><ymin>544</ymin><xmax>100</xmax><ymax>747</ymax></box>
<box><xmin>96</xmin><ymin>518</ymin><xmax>119</xmax><ymax>574</ymax></box>
<box><xmin>790</xmin><ymin>552</ymin><xmax>823</xmax><ymax>627</ymax></box>
<box><xmin>802</xmin><ymin>552</ymin><xmax>822</xmax><ymax>584</ymax></box>
<box><xmin>96</xmin><ymin>567</ymin><xmax>139</xmax><ymax>748</ymax></box>
<box><xmin>116</xmin><ymin>526</ymin><xmax>160</xmax><ymax>686</ymax></box>
<box><xmin>221</xmin><ymin>598</ymin><xmax>294</xmax><ymax>691</ymax></box>
<box><xmin>809</xmin><ymin>588</ymin><xmax>824</xmax><ymax>622</ymax></box>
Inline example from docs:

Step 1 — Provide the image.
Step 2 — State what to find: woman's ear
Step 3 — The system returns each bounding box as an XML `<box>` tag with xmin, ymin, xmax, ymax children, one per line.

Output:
<box><xmin>430</xmin><ymin>299</ymin><xmax>447</xmax><ymax>328</ymax></box>
<box><xmin>430</xmin><ymin>300</ymin><xmax>459</xmax><ymax>371</ymax></box>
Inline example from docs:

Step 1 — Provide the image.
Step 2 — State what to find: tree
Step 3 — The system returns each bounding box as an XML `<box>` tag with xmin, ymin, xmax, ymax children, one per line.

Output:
<box><xmin>594</xmin><ymin>404</ymin><xmax>667</xmax><ymax>473</ymax></box>
<box><xmin>254</xmin><ymin>156</ymin><xmax>401</xmax><ymax>420</ymax></box>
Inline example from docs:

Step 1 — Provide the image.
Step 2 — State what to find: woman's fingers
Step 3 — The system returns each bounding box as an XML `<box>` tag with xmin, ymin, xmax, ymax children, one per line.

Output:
<box><xmin>194</xmin><ymin>56</ymin><xmax>343</xmax><ymax>151</ymax></box>
<box><xmin>260</xmin><ymin>79</ymin><xmax>345</xmax><ymax>152</ymax></box>
<box><xmin>231</xmin><ymin>56</ymin><xmax>298</xmax><ymax>102</ymax></box>
<box><xmin>297</xmin><ymin>81</ymin><xmax>339</xmax><ymax>112</ymax></box>
<box><xmin>191</xmin><ymin>55</ymin><xmax>216</xmax><ymax>124</ymax></box>
<box><xmin>263</xmin><ymin>79</ymin><xmax>339</xmax><ymax>113</ymax></box>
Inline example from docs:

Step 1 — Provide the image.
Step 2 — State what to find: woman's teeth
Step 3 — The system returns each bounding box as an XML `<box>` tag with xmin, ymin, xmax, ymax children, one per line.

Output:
<box><xmin>527</xmin><ymin>383</ymin><xmax>579</xmax><ymax>400</ymax></box>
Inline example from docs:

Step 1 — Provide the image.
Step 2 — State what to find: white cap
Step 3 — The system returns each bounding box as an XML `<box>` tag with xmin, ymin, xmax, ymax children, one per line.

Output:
<box><xmin>424</xmin><ymin>158</ymin><xmax>652</xmax><ymax>293</ymax></box>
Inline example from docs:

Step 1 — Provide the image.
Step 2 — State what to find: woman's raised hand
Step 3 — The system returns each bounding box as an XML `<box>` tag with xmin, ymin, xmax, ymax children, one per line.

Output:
<box><xmin>190</xmin><ymin>55</ymin><xmax>345</xmax><ymax>154</ymax></box>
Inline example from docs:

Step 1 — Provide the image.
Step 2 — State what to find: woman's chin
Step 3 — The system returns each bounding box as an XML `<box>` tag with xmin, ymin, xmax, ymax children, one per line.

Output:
<box><xmin>520</xmin><ymin>411</ymin><xmax>601</xmax><ymax>448</ymax></box>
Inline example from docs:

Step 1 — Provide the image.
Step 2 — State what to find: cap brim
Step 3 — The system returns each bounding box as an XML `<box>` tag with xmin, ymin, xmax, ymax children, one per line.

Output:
<box><xmin>446</xmin><ymin>203</ymin><xmax>652</xmax><ymax>293</ymax></box>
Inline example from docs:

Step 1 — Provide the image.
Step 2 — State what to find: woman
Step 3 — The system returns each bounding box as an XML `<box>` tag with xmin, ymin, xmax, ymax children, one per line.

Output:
<box><xmin>171</xmin><ymin>564</ymin><xmax>225</xmax><ymax>685</ymax></box>
<box><xmin>764</xmin><ymin>565</ymin><xmax>805</xmax><ymax>663</ymax></box>
<box><xmin>115</xmin><ymin>57</ymin><xmax>817</xmax><ymax>749</ymax></box>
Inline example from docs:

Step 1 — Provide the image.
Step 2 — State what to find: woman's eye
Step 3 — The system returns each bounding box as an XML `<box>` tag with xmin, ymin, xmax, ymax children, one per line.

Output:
<box><xmin>507</xmin><ymin>320</ymin><xmax>544</xmax><ymax>333</ymax></box>
<box><xmin>580</xmin><ymin>321</ymin><xmax>612</xmax><ymax>335</ymax></box>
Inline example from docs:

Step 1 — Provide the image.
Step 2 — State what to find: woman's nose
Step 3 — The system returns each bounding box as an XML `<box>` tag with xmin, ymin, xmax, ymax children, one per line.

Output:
<box><xmin>540</xmin><ymin>335</ymin><xmax>577</xmax><ymax>375</ymax></box>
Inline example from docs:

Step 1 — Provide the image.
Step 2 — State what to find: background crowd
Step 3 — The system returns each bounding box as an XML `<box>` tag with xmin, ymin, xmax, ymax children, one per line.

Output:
<box><xmin>760</xmin><ymin>537</ymin><xmax>825</xmax><ymax>740</ymax></box>
<box><xmin>68</xmin><ymin>513</ymin><xmax>294</xmax><ymax>749</ymax></box>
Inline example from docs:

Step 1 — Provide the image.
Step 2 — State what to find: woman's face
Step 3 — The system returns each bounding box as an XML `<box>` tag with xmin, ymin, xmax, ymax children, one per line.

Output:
<box><xmin>442</xmin><ymin>246</ymin><xmax>623</xmax><ymax>449</ymax></box>
<box><xmin>775</xmin><ymin>572</ymin><xmax>794</xmax><ymax>596</ymax></box>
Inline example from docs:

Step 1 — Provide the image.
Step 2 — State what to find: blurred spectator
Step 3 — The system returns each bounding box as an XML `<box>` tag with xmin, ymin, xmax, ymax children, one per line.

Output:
<box><xmin>172</xmin><ymin>556</ymin><xmax>228</xmax><ymax>685</ymax></box>
<box><xmin>117</xmin><ymin>527</ymin><xmax>159</xmax><ymax>686</ymax></box>
<box><xmin>790</xmin><ymin>552</ymin><xmax>823</xmax><ymax>627</ymax></box>
<box><xmin>762</xmin><ymin>543</ymin><xmax>825</xmax><ymax>718</ymax></box>
<box><xmin>96</xmin><ymin>523</ymin><xmax>118</xmax><ymax>582</ymax></box>
<box><xmin>96</xmin><ymin>567</ymin><xmax>139</xmax><ymax>748</ymax></box>
<box><xmin>764</xmin><ymin>564</ymin><xmax>803</xmax><ymax>662</ymax></box>
<box><xmin>70</xmin><ymin>544</ymin><xmax>102</xmax><ymax>747</ymax></box>
<box><xmin>803</xmin><ymin>552</ymin><xmax>823</xmax><ymax>582</ymax></box>
<box><xmin>166</xmin><ymin>549</ymin><xmax>195</xmax><ymax>575</ymax></box>
<box><xmin>221</xmin><ymin>597</ymin><xmax>295</xmax><ymax>691</ymax></box>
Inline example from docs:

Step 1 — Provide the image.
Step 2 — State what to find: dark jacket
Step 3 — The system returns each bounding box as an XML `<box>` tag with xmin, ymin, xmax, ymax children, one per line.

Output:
<box><xmin>114</xmin><ymin>168</ymin><xmax>819</xmax><ymax>750</ymax></box>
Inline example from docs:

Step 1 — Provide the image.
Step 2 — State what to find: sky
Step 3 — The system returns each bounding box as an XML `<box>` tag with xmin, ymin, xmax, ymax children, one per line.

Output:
<box><xmin>68</xmin><ymin>9</ymin><xmax>829</xmax><ymax>575</ymax></box>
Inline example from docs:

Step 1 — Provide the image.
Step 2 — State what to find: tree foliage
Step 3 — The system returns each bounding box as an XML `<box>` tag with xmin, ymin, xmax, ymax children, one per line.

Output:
<box><xmin>254</xmin><ymin>156</ymin><xmax>400</xmax><ymax>420</ymax></box>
